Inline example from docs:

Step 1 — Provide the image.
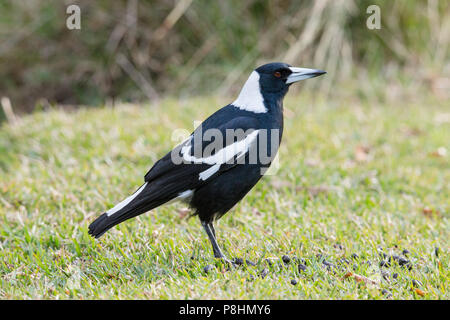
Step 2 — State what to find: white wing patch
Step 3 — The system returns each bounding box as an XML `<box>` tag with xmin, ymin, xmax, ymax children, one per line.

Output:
<box><xmin>164</xmin><ymin>189</ymin><xmax>194</xmax><ymax>205</ymax></box>
<box><xmin>198</xmin><ymin>164</ymin><xmax>221</xmax><ymax>181</ymax></box>
<box><xmin>177</xmin><ymin>189</ymin><xmax>194</xmax><ymax>201</ymax></box>
<box><xmin>231</xmin><ymin>71</ymin><xmax>266</xmax><ymax>113</ymax></box>
<box><xmin>181</xmin><ymin>130</ymin><xmax>260</xmax><ymax>181</ymax></box>
<box><xmin>106</xmin><ymin>182</ymin><xmax>148</xmax><ymax>216</ymax></box>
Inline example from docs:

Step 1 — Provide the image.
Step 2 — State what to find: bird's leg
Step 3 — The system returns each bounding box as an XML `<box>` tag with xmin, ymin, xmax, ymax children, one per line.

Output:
<box><xmin>209</xmin><ymin>223</ymin><xmax>216</xmax><ymax>238</ymax></box>
<box><xmin>201</xmin><ymin>221</ymin><xmax>234</xmax><ymax>266</ymax></box>
<box><xmin>201</xmin><ymin>221</ymin><xmax>224</xmax><ymax>258</ymax></box>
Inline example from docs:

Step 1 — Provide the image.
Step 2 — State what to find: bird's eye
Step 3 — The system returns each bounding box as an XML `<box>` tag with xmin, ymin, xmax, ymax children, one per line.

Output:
<box><xmin>274</xmin><ymin>71</ymin><xmax>281</xmax><ymax>78</ymax></box>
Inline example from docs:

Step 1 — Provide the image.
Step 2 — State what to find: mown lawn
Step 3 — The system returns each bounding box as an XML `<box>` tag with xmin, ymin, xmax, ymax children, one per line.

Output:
<box><xmin>0</xmin><ymin>93</ymin><xmax>448</xmax><ymax>299</ymax></box>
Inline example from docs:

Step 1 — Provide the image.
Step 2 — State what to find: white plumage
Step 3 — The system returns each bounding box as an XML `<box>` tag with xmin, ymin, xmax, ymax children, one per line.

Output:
<box><xmin>181</xmin><ymin>130</ymin><xmax>260</xmax><ymax>180</ymax></box>
<box><xmin>231</xmin><ymin>71</ymin><xmax>266</xmax><ymax>113</ymax></box>
<box><xmin>106</xmin><ymin>182</ymin><xmax>148</xmax><ymax>216</ymax></box>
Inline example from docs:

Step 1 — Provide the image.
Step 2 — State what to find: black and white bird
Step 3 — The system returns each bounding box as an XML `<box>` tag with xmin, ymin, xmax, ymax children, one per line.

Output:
<box><xmin>88</xmin><ymin>62</ymin><xmax>325</xmax><ymax>263</ymax></box>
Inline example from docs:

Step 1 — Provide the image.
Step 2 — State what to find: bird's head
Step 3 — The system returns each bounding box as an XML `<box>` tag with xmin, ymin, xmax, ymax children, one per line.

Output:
<box><xmin>232</xmin><ymin>62</ymin><xmax>326</xmax><ymax>113</ymax></box>
<box><xmin>256</xmin><ymin>62</ymin><xmax>326</xmax><ymax>93</ymax></box>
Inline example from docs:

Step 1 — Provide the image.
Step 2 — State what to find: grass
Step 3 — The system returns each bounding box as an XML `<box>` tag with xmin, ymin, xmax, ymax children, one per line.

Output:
<box><xmin>0</xmin><ymin>92</ymin><xmax>448</xmax><ymax>299</ymax></box>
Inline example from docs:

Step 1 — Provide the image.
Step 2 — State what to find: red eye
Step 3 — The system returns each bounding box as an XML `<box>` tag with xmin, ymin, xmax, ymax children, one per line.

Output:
<box><xmin>274</xmin><ymin>71</ymin><xmax>281</xmax><ymax>78</ymax></box>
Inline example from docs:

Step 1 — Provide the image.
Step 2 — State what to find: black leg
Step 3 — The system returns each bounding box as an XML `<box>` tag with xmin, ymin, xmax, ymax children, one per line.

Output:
<box><xmin>201</xmin><ymin>221</ymin><xmax>233</xmax><ymax>265</ymax></box>
<box><xmin>209</xmin><ymin>223</ymin><xmax>216</xmax><ymax>238</ymax></box>
<box><xmin>201</xmin><ymin>221</ymin><xmax>223</xmax><ymax>258</ymax></box>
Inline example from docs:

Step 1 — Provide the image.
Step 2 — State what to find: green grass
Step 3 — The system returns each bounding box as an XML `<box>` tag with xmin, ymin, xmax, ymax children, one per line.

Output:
<box><xmin>0</xmin><ymin>93</ymin><xmax>448</xmax><ymax>299</ymax></box>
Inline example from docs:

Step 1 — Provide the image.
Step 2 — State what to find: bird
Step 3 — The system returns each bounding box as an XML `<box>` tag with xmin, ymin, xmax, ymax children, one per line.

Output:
<box><xmin>88</xmin><ymin>62</ymin><xmax>326</xmax><ymax>264</ymax></box>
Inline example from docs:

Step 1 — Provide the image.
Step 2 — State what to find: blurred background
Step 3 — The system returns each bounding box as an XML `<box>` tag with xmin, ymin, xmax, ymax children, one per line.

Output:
<box><xmin>0</xmin><ymin>1</ymin><xmax>449</xmax><ymax>300</ymax></box>
<box><xmin>0</xmin><ymin>0</ymin><xmax>448</xmax><ymax>116</ymax></box>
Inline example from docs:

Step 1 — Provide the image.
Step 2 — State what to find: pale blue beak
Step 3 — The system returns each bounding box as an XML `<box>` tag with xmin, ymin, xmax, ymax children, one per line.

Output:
<box><xmin>286</xmin><ymin>67</ymin><xmax>326</xmax><ymax>84</ymax></box>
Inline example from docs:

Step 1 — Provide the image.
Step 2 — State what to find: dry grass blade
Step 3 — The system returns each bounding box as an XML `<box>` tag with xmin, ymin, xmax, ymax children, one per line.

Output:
<box><xmin>153</xmin><ymin>0</ymin><xmax>194</xmax><ymax>42</ymax></box>
<box><xmin>1</xmin><ymin>97</ymin><xmax>17</xmax><ymax>125</ymax></box>
<box><xmin>116</xmin><ymin>53</ymin><xmax>160</xmax><ymax>103</ymax></box>
<box><xmin>283</xmin><ymin>0</ymin><xmax>328</xmax><ymax>62</ymax></box>
<box><xmin>344</xmin><ymin>272</ymin><xmax>379</xmax><ymax>286</ymax></box>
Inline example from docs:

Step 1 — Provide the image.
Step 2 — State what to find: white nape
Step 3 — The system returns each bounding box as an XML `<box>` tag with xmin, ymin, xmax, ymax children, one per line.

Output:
<box><xmin>231</xmin><ymin>71</ymin><xmax>266</xmax><ymax>113</ymax></box>
<box><xmin>106</xmin><ymin>182</ymin><xmax>148</xmax><ymax>216</ymax></box>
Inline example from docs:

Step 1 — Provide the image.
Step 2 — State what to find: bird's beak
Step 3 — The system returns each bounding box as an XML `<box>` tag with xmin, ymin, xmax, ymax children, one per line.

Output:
<box><xmin>286</xmin><ymin>67</ymin><xmax>326</xmax><ymax>84</ymax></box>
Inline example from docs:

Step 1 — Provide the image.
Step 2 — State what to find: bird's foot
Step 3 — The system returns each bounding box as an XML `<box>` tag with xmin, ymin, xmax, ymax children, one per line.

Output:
<box><xmin>215</xmin><ymin>256</ymin><xmax>237</xmax><ymax>269</ymax></box>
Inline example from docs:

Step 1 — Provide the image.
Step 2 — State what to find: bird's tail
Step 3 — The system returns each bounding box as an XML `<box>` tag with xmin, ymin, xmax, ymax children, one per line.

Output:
<box><xmin>88</xmin><ymin>182</ymin><xmax>167</xmax><ymax>238</ymax></box>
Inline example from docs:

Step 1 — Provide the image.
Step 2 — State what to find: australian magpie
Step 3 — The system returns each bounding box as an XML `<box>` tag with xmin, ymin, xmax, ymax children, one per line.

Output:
<box><xmin>88</xmin><ymin>62</ymin><xmax>325</xmax><ymax>263</ymax></box>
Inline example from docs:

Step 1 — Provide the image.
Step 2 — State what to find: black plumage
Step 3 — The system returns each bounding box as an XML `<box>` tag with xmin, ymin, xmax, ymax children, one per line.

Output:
<box><xmin>88</xmin><ymin>62</ymin><xmax>325</xmax><ymax>262</ymax></box>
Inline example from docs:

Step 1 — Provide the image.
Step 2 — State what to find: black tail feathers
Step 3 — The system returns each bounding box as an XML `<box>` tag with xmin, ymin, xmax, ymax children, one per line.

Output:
<box><xmin>88</xmin><ymin>195</ymin><xmax>170</xmax><ymax>238</ymax></box>
<box><xmin>88</xmin><ymin>181</ymin><xmax>186</xmax><ymax>238</ymax></box>
<box><xmin>88</xmin><ymin>213</ymin><xmax>111</xmax><ymax>238</ymax></box>
<box><xmin>88</xmin><ymin>182</ymin><xmax>152</xmax><ymax>238</ymax></box>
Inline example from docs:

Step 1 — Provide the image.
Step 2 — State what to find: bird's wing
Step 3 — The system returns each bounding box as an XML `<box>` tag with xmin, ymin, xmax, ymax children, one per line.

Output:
<box><xmin>88</xmin><ymin>116</ymin><xmax>262</xmax><ymax>237</ymax></box>
<box><xmin>144</xmin><ymin>116</ymin><xmax>261</xmax><ymax>187</ymax></box>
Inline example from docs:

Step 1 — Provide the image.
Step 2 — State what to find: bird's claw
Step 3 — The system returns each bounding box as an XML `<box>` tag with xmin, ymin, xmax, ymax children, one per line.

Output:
<box><xmin>216</xmin><ymin>257</ymin><xmax>237</xmax><ymax>268</ymax></box>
